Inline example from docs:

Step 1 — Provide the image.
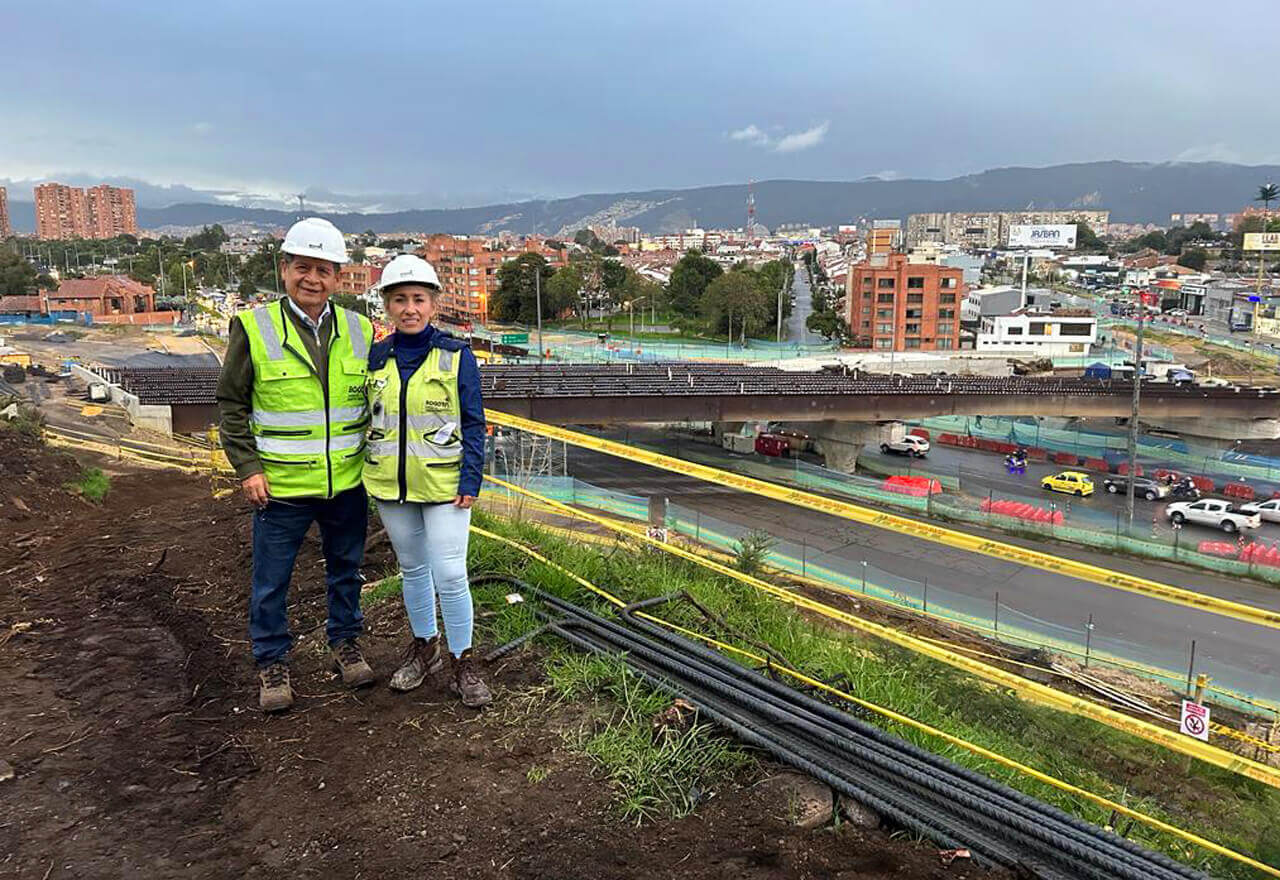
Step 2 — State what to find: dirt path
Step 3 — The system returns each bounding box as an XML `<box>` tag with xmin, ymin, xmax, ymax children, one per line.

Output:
<box><xmin>1</xmin><ymin>433</ymin><xmax>1004</xmax><ymax>879</ymax></box>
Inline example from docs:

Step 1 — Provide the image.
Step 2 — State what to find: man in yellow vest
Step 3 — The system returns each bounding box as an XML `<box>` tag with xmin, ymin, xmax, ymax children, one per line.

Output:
<box><xmin>215</xmin><ymin>217</ymin><xmax>375</xmax><ymax>712</ymax></box>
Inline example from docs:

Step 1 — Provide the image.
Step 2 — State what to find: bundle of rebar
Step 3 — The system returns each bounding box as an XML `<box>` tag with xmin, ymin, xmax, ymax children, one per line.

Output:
<box><xmin>493</xmin><ymin>581</ymin><xmax>1209</xmax><ymax>880</ymax></box>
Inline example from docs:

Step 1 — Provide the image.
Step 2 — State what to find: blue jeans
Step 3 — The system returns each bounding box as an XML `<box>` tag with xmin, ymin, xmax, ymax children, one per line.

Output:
<box><xmin>376</xmin><ymin>501</ymin><xmax>474</xmax><ymax>656</ymax></box>
<box><xmin>249</xmin><ymin>486</ymin><xmax>368</xmax><ymax>667</ymax></box>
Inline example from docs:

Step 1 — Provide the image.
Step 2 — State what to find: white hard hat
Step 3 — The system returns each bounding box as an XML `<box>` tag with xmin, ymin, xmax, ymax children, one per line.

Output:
<box><xmin>378</xmin><ymin>254</ymin><xmax>441</xmax><ymax>292</ymax></box>
<box><xmin>280</xmin><ymin>217</ymin><xmax>349</xmax><ymax>264</ymax></box>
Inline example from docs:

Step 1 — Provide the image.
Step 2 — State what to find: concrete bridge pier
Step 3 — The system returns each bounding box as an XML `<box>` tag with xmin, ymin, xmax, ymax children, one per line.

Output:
<box><xmin>801</xmin><ymin>420</ymin><xmax>906</xmax><ymax>473</ymax></box>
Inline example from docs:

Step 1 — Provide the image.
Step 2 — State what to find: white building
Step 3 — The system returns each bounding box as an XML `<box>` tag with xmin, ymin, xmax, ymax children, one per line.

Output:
<box><xmin>976</xmin><ymin>308</ymin><xmax>1097</xmax><ymax>356</ymax></box>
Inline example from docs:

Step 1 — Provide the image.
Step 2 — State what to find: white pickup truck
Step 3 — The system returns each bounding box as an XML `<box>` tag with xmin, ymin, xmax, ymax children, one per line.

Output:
<box><xmin>1165</xmin><ymin>499</ymin><xmax>1261</xmax><ymax>533</ymax></box>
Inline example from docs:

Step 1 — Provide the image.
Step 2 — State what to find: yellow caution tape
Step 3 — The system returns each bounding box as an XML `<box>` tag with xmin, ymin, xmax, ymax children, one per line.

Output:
<box><xmin>470</xmin><ymin>521</ymin><xmax>1280</xmax><ymax>879</ymax></box>
<box><xmin>485</xmin><ymin>473</ymin><xmax>1280</xmax><ymax>790</ymax></box>
<box><xmin>485</xmin><ymin>411</ymin><xmax>1280</xmax><ymax>632</ymax></box>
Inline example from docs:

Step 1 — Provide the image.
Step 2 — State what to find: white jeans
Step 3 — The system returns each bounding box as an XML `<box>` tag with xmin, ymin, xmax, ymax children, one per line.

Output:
<box><xmin>375</xmin><ymin>501</ymin><xmax>473</xmax><ymax>656</ymax></box>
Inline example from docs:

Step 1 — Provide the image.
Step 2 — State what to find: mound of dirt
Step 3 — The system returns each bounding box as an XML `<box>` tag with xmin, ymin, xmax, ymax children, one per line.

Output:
<box><xmin>1</xmin><ymin>443</ymin><xmax>1007</xmax><ymax>879</ymax></box>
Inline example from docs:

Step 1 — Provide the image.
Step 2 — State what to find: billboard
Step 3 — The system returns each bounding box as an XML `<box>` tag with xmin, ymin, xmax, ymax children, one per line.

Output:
<box><xmin>1008</xmin><ymin>224</ymin><xmax>1077</xmax><ymax>249</ymax></box>
<box><xmin>1243</xmin><ymin>232</ymin><xmax>1280</xmax><ymax>252</ymax></box>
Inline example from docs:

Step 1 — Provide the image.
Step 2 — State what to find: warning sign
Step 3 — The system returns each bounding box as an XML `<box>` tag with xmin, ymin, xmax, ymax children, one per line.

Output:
<box><xmin>1180</xmin><ymin>700</ymin><xmax>1210</xmax><ymax>741</ymax></box>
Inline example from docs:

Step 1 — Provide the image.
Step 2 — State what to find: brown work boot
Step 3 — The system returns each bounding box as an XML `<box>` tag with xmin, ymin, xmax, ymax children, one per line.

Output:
<box><xmin>258</xmin><ymin>663</ymin><xmax>293</xmax><ymax>713</ymax></box>
<box><xmin>449</xmin><ymin>649</ymin><xmax>492</xmax><ymax>708</ymax></box>
<box><xmin>331</xmin><ymin>638</ymin><xmax>376</xmax><ymax>688</ymax></box>
<box><xmin>389</xmin><ymin>636</ymin><xmax>444</xmax><ymax>692</ymax></box>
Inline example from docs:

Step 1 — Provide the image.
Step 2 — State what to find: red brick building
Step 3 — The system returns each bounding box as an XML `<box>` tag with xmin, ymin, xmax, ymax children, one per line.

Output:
<box><xmin>419</xmin><ymin>234</ymin><xmax>507</xmax><ymax>323</ymax></box>
<box><xmin>845</xmin><ymin>254</ymin><xmax>963</xmax><ymax>351</ymax></box>
<box><xmin>40</xmin><ymin>276</ymin><xmax>156</xmax><ymax>317</ymax></box>
<box><xmin>338</xmin><ymin>263</ymin><xmax>383</xmax><ymax>298</ymax></box>
<box><xmin>0</xmin><ymin>186</ymin><xmax>10</xmax><ymax>239</ymax></box>
<box><xmin>34</xmin><ymin>183</ymin><xmax>137</xmax><ymax>240</ymax></box>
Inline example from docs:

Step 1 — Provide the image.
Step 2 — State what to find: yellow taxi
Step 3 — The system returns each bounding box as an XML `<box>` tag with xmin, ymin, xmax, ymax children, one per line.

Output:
<box><xmin>1041</xmin><ymin>470</ymin><xmax>1094</xmax><ymax>497</ymax></box>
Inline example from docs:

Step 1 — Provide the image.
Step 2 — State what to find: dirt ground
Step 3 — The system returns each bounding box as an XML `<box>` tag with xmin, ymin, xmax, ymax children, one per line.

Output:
<box><xmin>0</xmin><ymin>432</ymin><xmax>1005</xmax><ymax>880</ymax></box>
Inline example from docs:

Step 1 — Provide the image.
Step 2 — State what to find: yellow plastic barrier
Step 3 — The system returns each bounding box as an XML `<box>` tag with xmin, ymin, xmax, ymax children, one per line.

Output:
<box><xmin>486</xmin><ymin>411</ymin><xmax>1280</xmax><ymax>632</ymax></box>
<box><xmin>485</xmin><ymin>473</ymin><xmax>1280</xmax><ymax>790</ymax></box>
<box><xmin>469</xmin><ymin>522</ymin><xmax>1280</xmax><ymax>880</ymax></box>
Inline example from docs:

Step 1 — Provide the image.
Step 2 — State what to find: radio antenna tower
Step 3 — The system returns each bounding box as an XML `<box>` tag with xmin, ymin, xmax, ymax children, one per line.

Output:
<box><xmin>746</xmin><ymin>179</ymin><xmax>756</xmax><ymax>242</ymax></box>
<box><xmin>295</xmin><ymin>193</ymin><xmax>306</xmax><ymax>217</ymax></box>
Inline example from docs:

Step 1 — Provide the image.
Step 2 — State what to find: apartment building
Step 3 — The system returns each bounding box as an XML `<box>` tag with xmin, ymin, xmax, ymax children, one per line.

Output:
<box><xmin>905</xmin><ymin>210</ymin><xmax>1110</xmax><ymax>248</ymax></box>
<box><xmin>845</xmin><ymin>253</ymin><xmax>964</xmax><ymax>351</ymax></box>
<box><xmin>34</xmin><ymin>183</ymin><xmax>138</xmax><ymax>240</ymax></box>
<box><xmin>338</xmin><ymin>263</ymin><xmax>383</xmax><ymax>298</ymax></box>
<box><xmin>419</xmin><ymin>234</ymin><xmax>506</xmax><ymax>323</ymax></box>
<box><xmin>0</xmin><ymin>187</ymin><xmax>10</xmax><ymax>239</ymax></box>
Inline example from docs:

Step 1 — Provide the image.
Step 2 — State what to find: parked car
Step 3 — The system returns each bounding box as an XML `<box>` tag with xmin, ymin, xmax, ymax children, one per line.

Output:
<box><xmin>1102</xmin><ymin>476</ymin><xmax>1169</xmax><ymax>501</ymax></box>
<box><xmin>1165</xmin><ymin>499</ymin><xmax>1261</xmax><ymax>533</ymax></box>
<box><xmin>1041</xmin><ymin>471</ymin><xmax>1095</xmax><ymax>497</ymax></box>
<box><xmin>880</xmin><ymin>435</ymin><xmax>930</xmax><ymax>458</ymax></box>
<box><xmin>1239</xmin><ymin>497</ymin><xmax>1280</xmax><ymax>524</ymax></box>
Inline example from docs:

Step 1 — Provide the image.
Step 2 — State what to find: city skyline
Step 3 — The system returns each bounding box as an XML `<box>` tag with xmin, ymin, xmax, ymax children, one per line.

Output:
<box><xmin>4</xmin><ymin>0</ymin><xmax>1278</xmax><ymax>209</ymax></box>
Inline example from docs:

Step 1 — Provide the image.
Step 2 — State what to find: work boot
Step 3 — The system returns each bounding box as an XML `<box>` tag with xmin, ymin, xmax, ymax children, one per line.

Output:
<box><xmin>389</xmin><ymin>636</ymin><xmax>443</xmax><ymax>692</ymax></box>
<box><xmin>258</xmin><ymin>663</ymin><xmax>293</xmax><ymax>713</ymax></box>
<box><xmin>449</xmin><ymin>649</ymin><xmax>492</xmax><ymax>708</ymax></box>
<box><xmin>331</xmin><ymin>638</ymin><xmax>376</xmax><ymax>688</ymax></box>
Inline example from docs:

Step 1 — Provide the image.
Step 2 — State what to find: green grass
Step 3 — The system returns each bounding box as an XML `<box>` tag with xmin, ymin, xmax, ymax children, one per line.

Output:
<box><xmin>65</xmin><ymin>466</ymin><xmax>110</xmax><ymax>502</ymax></box>
<box><xmin>462</xmin><ymin>511</ymin><xmax>1280</xmax><ymax>879</ymax></box>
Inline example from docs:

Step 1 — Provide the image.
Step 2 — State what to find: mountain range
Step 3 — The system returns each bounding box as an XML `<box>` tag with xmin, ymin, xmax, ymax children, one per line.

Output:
<box><xmin>6</xmin><ymin>161</ymin><xmax>1277</xmax><ymax>235</ymax></box>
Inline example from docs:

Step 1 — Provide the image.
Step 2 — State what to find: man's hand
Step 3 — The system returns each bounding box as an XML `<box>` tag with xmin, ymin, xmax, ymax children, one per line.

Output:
<box><xmin>242</xmin><ymin>473</ymin><xmax>270</xmax><ymax>508</ymax></box>
<box><xmin>453</xmin><ymin>494</ymin><xmax>475</xmax><ymax>509</ymax></box>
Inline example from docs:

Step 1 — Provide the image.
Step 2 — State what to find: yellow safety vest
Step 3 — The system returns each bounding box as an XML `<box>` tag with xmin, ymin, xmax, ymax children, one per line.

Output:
<box><xmin>363</xmin><ymin>345</ymin><xmax>463</xmax><ymax>503</ymax></box>
<box><xmin>237</xmin><ymin>299</ymin><xmax>372</xmax><ymax>498</ymax></box>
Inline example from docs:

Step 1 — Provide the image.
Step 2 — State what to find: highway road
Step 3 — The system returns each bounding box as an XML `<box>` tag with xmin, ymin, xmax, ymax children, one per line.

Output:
<box><xmin>564</xmin><ymin>429</ymin><xmax>1280</xmax><ymax>706</ymax></box>
<box><xmin>868</xmin><ymin>442</ymin><xmax>1280</xmax><ymax>545</ymax></box>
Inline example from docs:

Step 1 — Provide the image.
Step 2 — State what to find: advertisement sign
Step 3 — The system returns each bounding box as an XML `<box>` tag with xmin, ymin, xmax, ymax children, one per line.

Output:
<box><xmin>1007</xmin><ymin>224</ymin><xmax>1078</xmax><ymax>249</ymax></box>
<box><xmin>1179</xmin><ymin>700</ymin><xmax>1210</xmax><ymax>741</ymax></box>
<box><xmin>1243</xmin><ymin>232</ymin><xmax>1280</xmax><ymax>252</ymax></box>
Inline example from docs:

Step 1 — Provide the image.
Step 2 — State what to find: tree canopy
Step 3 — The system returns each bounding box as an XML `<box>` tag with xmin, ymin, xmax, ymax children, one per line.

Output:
<box><xmin>0</xmin><ymin>248</ymin><xmax>56</xmax><ymax>297</ymax></box>
<box><xmin>667</xmin><ymin>250</ymin><xmax>722</xmax><ymax>317</ymax></box>
<box><xmin>491</xmin><ymin>253</ymin><xmax>559</xmax><ymax>322</ymax></box>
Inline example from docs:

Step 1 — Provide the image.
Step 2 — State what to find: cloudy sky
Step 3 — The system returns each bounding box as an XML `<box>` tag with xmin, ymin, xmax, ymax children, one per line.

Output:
<box><xmin>4</xmin><ymin>0</ymin><xmax>1277</xmax><ymax>209</ymax></box>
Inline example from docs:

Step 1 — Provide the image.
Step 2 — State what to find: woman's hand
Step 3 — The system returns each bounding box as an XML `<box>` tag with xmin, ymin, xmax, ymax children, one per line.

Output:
<box><xmin>453</xmin><ymin>494</ymin><xmax>476</xmax><ymax>509</ymax></box>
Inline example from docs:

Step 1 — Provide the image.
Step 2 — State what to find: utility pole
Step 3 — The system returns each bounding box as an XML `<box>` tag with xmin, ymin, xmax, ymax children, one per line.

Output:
<box><xmin>776</xmin><ymin>269</ymin><xmax>785</xmax><ymax>343</ymax></box>
<box><xmin>1125</xmin><ymin>287</ymin><xmax>1146</xmax><ymax>527</ymax></box>
<box><xmin>534</xmin><ymin>263</ymin><xmax>543</xmax><ymax>362</ymax></box>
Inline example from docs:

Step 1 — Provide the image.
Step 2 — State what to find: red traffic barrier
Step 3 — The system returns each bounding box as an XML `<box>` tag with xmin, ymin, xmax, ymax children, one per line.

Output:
<box><xmin>908</xmin><ymin>427</ymin><xmax>930</xmax><ymax>441</ymax></box>
<box><xmin>1198</xmin><ymin>541</ymin><xmax>1238</xmax><ymax>558</ymax></box>
<box><xmin>1113</xmin><ymin>461</ymin><xmax>1141</xmax><ymax>476</ymax></box>
<box><xmin>1238</xmin><ymin>543</ymin><xmax>1280</xmax><ymax>567</ymax></box>
<box><xmin>882</xmin><ymin>475</ymin><xmax>943</xmax><ymax>497</ymax></box>
<box><xmin>1027</xmin><ymin>447</ymin><xmax>1049</xmax><ymax>461</ymax></box>
<box><xmin>1053</xmin><ymin>452</ymin><xmax>1077</xmax><ymax>466</ymax></box>
<box><xmin>1086</xmin><ymin>457</ymin><xmax>1113</xmax><ymax>473</ymax></box>
<box><xmin>1191</xmin><ymin>475</ymin><xmax>1216</xmax><ymax>493</ymax></box>
<box><xmin>982</xmin><ymin>497</ymin><xmax>1063</xmax><ymax>525</ymax></box>
<box><xmin>1224</xmin><ymin>482</ymin><xmax>1257</xmax><ymax>502</ymax></box>
<box><xmin>937</xmin><ymin>433</ymin><xmax>960</xmax><ymax>446</ymax></box>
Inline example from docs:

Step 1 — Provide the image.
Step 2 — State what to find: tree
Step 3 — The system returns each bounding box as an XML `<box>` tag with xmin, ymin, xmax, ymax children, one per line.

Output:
<box><xmin>806</xmin><ymin>310</ymin><xmax>849</xmax><ymax>343</ymax></box>
<box><xmin>183</xmin><ymin>224</ymin><xmax>228</xmax><ymax>251</ymax></box>
<box><xmin>667</xmin><ymin>250</ymin><xmax>722</xmax><ymax>317</ymax></box>
<box><xmin>1257</xmin><ymin>183</ymin><xmax>1279</xmax><ymax>215</ymax></box>
<box><xmin>238</xmin><ymin>278</ymin><xmax>258</xmax><ymax>299</ymax></box>
<box><xmin>701</xmin><ymin>271</ymin><xmax>771</xmax><ymax>338</ymax></box>
<box><xmin>1177</xmin><ymin>248</ymin><xmax>1207</xmax><ymax>271</ymax></box>
<box><xmin>491</xmin><ymin>253</ymin><xmax>556</xmax><ymax>323</ymax></box>
<box><xmin>0</xmin><ymin>248</ymin><xmax>45</xmax><ymax>297</ymax></box>
<box><xmin>350</xmin><ymin>246</ymin><xmax>366</xmax><ymax>264</ymax></box>
<box><xmin>330</xmin><ymin>293</ymin><xmax>369</xmax><ymax>316</ymax></box>
<box><xmin>546</xmin><ymin>264</ymin><xmax>587</xmax><ymax>325</ymax></box>
<box><xmin>1072</xmin><ymin>220</ymin><xmax>1106</xmax><ymax>252</ymax></box>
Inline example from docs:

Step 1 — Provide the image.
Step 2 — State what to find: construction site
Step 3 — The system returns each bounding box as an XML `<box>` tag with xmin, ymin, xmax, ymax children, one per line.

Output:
<box><xmin>4</xmin><ymin>343</ymin><xmax>1280</xmax><ymax>880</ymax></box>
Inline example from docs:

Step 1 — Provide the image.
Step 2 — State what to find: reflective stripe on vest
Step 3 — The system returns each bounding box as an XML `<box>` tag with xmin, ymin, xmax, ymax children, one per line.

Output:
<box><xmin>237</xmin><ymin>300</ymin><xmax>372</xmax><ymax>498</ymax></box>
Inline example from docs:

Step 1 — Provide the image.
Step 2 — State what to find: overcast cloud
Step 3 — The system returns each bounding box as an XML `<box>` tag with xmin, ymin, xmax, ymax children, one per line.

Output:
<box><xmin>3</xmin><ymin>0</ymin><xmax>1278</xmax><ymax>209</ymax></box>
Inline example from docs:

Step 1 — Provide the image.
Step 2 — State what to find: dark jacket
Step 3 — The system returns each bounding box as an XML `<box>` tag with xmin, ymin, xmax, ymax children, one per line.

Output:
<box><xmin>367</xmin><ymin>325</ymin><xmax>485</xmax><ymax>498</ymax></box>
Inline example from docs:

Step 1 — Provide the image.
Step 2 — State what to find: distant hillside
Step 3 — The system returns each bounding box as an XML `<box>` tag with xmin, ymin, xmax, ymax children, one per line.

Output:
<box><xmin>8</xmin><ymin>161</ymin><xmax>1278</xmax><ymax>235</ymax></box>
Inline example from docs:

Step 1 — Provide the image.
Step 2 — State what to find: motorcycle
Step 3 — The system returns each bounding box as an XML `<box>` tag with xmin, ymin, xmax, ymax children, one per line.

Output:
<box><xmin>1004</xmin><ymin>454</ymin><xmax>1028</xmax><ymax>476</ymax></box>
<box><xmin>1168</xmin><ymin>480</ymin><xmax>1201</xmax><ymax>501</ymax></box>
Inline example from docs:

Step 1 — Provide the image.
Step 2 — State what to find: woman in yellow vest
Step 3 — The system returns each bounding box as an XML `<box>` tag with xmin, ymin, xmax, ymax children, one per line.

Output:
<box><xmin>364</xmin><ymin>255</ymin><xmax>490</xmax><ymax>707</ymax></box>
